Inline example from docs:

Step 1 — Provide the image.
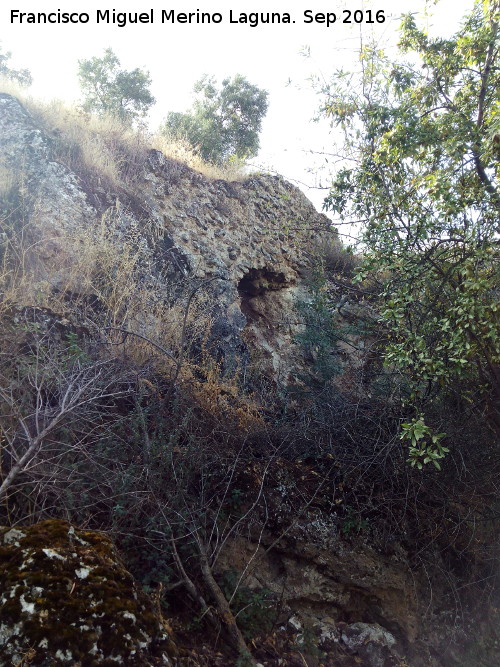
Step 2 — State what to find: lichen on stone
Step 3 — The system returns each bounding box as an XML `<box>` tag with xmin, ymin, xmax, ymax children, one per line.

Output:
<box><xmin>0</xmin><ymin>520</ymin><xmax>175</xmax><ymax>665</ymax></box>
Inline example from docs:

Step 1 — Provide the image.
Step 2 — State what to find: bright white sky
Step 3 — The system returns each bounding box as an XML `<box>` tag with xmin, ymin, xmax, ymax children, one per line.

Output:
<box><xmin>3</xmin><ymin>0</ymin><xmax>475</xmax><ymax>228</ymax></box>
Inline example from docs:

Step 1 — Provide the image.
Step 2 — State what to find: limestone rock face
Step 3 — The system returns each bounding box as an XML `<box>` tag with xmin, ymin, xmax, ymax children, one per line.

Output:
<box><xmin>145</xmin><ymin>149</ymin><xmax>332</xmax><ymax>378</ymax></box>
<box><xmin>0</xmin><ymin>94</ymin><xmax>96</xmax><ymax>282</ymax></box>
<box><xmin>0</xmin><ymin>95</ymin><xmax>95</xmax><ymax>227</ymax></box>
<box><xmin>339</xmin><ymin>622</ymin><xmax>398</xmax><ymax>667</ymax></box>
<box><xmin>0</xmin><ymin>93</ymin><xmax>334</xmax><ymax>381</ymax></box>
<box><xmin>0</xmin><ymin>520</ymin><xmax>175</xmax><ymax>666</ymax></box>
<box><xmin>217</xmin><ymin>534</ymin><xmax>415</xmax><ymax>665</ymax></box>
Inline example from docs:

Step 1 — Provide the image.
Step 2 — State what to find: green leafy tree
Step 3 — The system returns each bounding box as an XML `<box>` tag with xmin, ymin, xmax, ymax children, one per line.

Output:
<box><xmin>321</xmin><ymin>1</ymin><xmax>500</xmax><ymax>465</ymax></box>
<box><xmin>0</xmin><ymin>43</ymin><xmax>32</xmax><ymax>86</ymax></box>
<box><xmin>78</xmin><ymin>48</ymin><xmax>155</xmax><ymax>122</ymax></box>
<box><xmin>163</xmin><ymin>74</ymin><xmax>268</xmax><ymax>164</ymax></box>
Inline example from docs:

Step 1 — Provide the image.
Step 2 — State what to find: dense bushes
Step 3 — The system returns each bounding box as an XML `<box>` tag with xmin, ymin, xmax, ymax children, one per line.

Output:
<box><xmin>320</xmin><ymin>1</ymin><xmax>500</xmax><ymax>465</ymax></box>
<box><xmin>1</xmin><ymin>296</ymin><xmax>497</xmax><ymax>657</ymax></box>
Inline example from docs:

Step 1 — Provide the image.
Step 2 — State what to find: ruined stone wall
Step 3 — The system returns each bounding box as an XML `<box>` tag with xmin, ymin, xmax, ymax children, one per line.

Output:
<box><xmin>0</xmin><ymin>92</ymin><xmax>335</xmax><ymax>382</ymax></box>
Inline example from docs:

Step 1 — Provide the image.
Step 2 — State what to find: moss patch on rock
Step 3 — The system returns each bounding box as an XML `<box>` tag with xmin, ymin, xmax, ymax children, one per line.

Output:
<box><xmin>0</xmin><ymin>519</ymin><xmax>175</xmax><ymax>665</ymax></box>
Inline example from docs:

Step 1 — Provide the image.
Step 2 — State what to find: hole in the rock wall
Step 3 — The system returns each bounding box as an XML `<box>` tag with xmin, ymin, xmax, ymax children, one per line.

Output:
<box><xmin>237</xmin><ymin>268</ymin><xmax>287</xmax><ymax>297</ymax></box>
<box><xmin>238</xmin><ymin>268</ymin><xmax>288</xmax><ymax>324</ymax></box>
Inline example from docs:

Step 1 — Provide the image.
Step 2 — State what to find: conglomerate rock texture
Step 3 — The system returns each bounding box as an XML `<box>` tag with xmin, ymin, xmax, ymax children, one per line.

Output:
<box><xmin>0</xmin><ymin>92</ymin><xmax>334</xmax><ymax>381</ymax></box>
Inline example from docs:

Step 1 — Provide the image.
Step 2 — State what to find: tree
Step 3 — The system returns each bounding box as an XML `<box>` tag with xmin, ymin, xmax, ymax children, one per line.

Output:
<box><xmin>163</xmin><ymin>74</ymin><xmax>269</xmax><ymax>164</ymax></box>
<box><xmin>78</xmin><ymin>48</ymin><xmax>155</xmax><ymax>122</ymax></box>
<box><xmin>0</xmin><ymin>43</ymin><xmax>32</xmax><ymax>86</ymax></box>
<box><xmin>321</xmin><ymin>1</ymin><xmax>500</xmax><ymax>465</ymax></box>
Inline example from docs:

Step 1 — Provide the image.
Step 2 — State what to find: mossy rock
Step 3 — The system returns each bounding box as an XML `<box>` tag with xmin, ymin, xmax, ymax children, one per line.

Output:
<box><xmin>0</xmin><ymin>519</ymin><xmax>175</xmax><ymax>665</ymax></box>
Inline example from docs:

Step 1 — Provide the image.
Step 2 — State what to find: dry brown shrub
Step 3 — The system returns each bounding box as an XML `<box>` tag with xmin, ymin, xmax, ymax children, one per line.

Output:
<box><xmin>189</xmin><ymin>351</ymin><xmax>263</xmax><ymax>430</ymax></box>
<box><xmin>1</xmin><ymin>208</ymin><xmax>135</xmax><ymax>315</ymax></box>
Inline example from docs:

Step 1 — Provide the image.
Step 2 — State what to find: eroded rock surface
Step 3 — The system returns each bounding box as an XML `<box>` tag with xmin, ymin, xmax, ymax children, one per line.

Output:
<box><xmin>0</xmin><ymin>93</ymin><xmax>334</xmax><ymax>381</ymax></box>
<box><xmin>0</xmin><ymin>94</ymin><xmax>96</xmax><ymax>282</ymax></box>
<box><xmin>217</xmin><ymin>534</ymin><xmax>414</xmax><ymax>666</ymax></box>
<box><xmin>0</xmin><ymin>520</ymin><xmax>175</xmax><ymax>665</ymax></box>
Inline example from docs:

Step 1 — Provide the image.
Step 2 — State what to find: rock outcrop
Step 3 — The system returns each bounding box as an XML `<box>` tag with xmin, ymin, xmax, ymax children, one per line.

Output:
<box><xmin>0</xmin><ymin>520</ymin><xmax>175</xmax><ymax>665</ymax></box>
<box><xmin>0</xmin><ymin>92</ymin><xmax>334</xmax><ymax>381</ymax></box>
<box><xmin>217</xmin><ymin>536</ymin><xmax>412</xmax><ymax>666</ymax></box>
<box><xmin>1</xmin><ymin>92</ymin><xmax>497</xmax><ymax>667</ymax></box>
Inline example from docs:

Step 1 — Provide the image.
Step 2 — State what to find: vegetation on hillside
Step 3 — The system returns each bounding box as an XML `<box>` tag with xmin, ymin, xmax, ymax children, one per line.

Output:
<box><xmin>0</xmin><ymin>84</ymin><xmax>249</xmax><ymax>188</ymax></box>
<box><xmin>0</xmin><ymin>2</ymin><xmax>499</xmax><ymax>663</ymax></box>
<box><xmin>318</xmin><ymin>0</ymin><xmax>500</xmax><ymax>467</ymax></box>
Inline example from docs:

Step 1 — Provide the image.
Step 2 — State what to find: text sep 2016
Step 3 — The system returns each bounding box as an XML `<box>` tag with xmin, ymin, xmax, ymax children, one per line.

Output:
<box><xmin>10</xmin><ymin>9</ymin><xmax>387</xmax><ymax>28</ymax></box>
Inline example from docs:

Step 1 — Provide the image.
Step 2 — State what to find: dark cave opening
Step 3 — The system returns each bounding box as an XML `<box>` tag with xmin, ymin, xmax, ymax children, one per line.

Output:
<box><xmin>237</xmin><ymin>268</ymin><xmax>288</xmax><ymax>297</ymax></box>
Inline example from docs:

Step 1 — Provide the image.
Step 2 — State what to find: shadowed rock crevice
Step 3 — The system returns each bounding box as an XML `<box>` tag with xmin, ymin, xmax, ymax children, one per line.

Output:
<box><xmin>238</xmin><ymin>268</ymin><xmax>289</xmax><ymax>297</ymax></box>
<box><xmin>238</xmin><ymin>267</ymin><xmax>290</xmax><ymax>325</ymax></box>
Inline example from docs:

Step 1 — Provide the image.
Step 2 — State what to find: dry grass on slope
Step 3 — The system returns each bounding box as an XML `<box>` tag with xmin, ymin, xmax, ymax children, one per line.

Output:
<box><xmin>151</xmin><ymin>133</ymin><xmax>248</xmax><ymax>182</ymax></box>
<box><xmin>0</xmin><ymin>204</ymin><xmax>208</xmax><ymax>360</ymax></box>
<box><xmin>0</xmin><ymin>81</ymin><xmax>260</xmax><ymax>427</ymax></box>
<box><xmin>0</xmin><ymin>78</ymin><xmax>249</xmax><ymax>193</ymax></box>
<box><xmin>0</xmin><ymin>189</ymin><xmax>259</xmax><ymax>426</ymax></box>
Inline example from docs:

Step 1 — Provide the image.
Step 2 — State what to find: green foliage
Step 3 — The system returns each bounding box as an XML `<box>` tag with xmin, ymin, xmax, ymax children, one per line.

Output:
<box><xmin>341</xmin><ymin>505</ymin><xmax>369</xmax><ymax>536</ymax></box>
<box><xmin>218</xmin><ymin>570</ymin><xmax>275</xmax><ymax>639</ymax></box>
<box><xmin>295</xmin><ymin>265</ymin><xmax>372</xmax><ymax>386</ymax></box>
<box><xmin>400</xmin><ymin>416</ymin><xmax>448</xmax><ymax>469</ymax></box>
<box><xmin>63</xmin><ymin>332</ymin><xmax>89</xmax><ymax>363</ymax></box>
<box><xmin>77</xmin><ymin>48</ymin><xmax>155</xmax><ymax>122</ymax></box>
<box><xmin>0</xmin><ymin>44</ymin><xmax>32</xmax><ymax>86</ymax></box>
<box><xmin>290</xmin><ymin>621</ymin><xmax>323</xmax><ymax>661</ymax></box>
<box><xmin>163</xmin><ymin>74</ymin><xmax>268</xmax><ymax>164</ymax></box>
<box><xmin>322</xmin><ymin>1</ymin><xmax>500</xmax><ymax>461</ymax></box>
<box><xmin>296</xmin><ymin>269</ymin><xmax>341</xmax><ymax>382</ymax></box>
